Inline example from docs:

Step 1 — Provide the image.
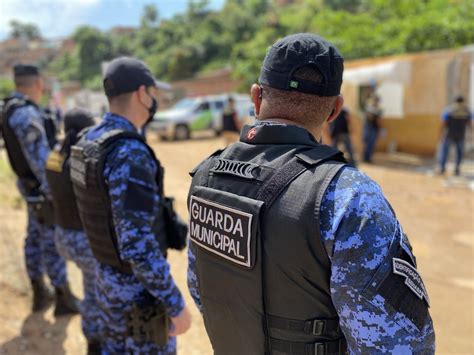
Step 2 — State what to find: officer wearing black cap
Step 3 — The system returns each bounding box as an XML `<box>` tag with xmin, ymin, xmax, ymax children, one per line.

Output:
<box><xmin>69</xmin><ymin>57</ymin><xmax>191</xmax><ymax>354</ymax></box>
<box><xmin>45</xmin><ymin>108</ymin><xmax>102</xmax><ymax>354</ymax></box>
<box><xmin>187</xmin><ymin>34</ymin><xmax>435</xmax><ymax>354</ymax></box>
<box><xmin>1</xmin><ymin>64</ymin><xmax>79</xmax><ymax>315</ymax></box>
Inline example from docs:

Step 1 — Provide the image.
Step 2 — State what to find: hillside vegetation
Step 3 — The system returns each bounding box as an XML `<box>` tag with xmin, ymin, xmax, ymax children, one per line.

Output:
<box><xmin>42</xmin><ymin>0</ymin><xmax>474</xmax><ymax>89</ymax></box>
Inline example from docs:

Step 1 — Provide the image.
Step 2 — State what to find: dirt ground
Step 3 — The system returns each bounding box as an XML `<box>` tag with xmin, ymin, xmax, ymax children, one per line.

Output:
<box><xmin>0</xmin><ymin>136</ymin><xmax>473</xmax><ymax>354</ymax></box>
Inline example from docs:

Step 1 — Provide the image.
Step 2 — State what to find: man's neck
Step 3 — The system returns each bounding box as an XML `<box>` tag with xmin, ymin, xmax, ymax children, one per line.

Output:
<box><xmin>15</xmin><ymin>89</ymin><xmax>38</xmax><ymax>104</ymax></box>
<box><xmin>109</xmin><ymin>109</ymin><xmax>143</xmax><ymax>130</ymax></box>
<box><xmin>257</xmin><ymin>117</ymin><xmax>322</xmax><ymax>142</ymax></box>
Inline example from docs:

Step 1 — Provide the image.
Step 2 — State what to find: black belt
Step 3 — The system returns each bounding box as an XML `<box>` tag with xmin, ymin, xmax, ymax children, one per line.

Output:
<box><xmin>270</xmin><ymin>337</ymin><xmax>347</xmax><ymax>355</ymax></box>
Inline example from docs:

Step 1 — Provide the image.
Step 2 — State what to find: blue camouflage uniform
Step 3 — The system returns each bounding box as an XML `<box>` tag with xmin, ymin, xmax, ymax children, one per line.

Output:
<box><xmin>54</xmin><ymin>226</ymin><xmax>100</xmax><ymax>341</ymax></box>
<box><xmin>85</xmin><ymin>113</ymin><xmax>184</xmax><ymax>354</ymax></box>
<box><xmin>8</xmin><ymin>92</ymin><xmax>67</xmax><ymax>287</ymax></box>
<box><xmin>188</xmin><ymin>162</ymin><xmax>435</xmax><ymax>353</ymax></box>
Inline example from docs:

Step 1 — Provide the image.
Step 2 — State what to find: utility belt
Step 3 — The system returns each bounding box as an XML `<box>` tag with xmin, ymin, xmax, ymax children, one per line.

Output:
<box><xmin>125</xmin><ymin>303</ymin><xmax>169</xmax><ymax>346</ymax></box>
<box><xmin>25</xmin><ymin>194</ymin><xmax>55</xmax><ymax>227</ymax></box>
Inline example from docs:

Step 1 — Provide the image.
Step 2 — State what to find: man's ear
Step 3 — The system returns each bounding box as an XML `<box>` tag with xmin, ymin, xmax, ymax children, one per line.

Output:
<box><xmin>136</xmin><ymin>85</ymin><xmax>148</xmax><ymax>105</ymax></box>
<box><xmin>250</xmin><ymin>84</ymin><xmax>262</xmax><ymax>117</ymax></box>
<box><xmin>327</xmin><ymin>95</ymin><xmax>344</xmax><ymax>123</ymax></box>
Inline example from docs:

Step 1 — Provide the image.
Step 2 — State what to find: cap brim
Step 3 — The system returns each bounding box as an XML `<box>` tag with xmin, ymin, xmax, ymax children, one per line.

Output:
<box><xmin>154</xmin><ymin>80</ymin><xmax>172</xmax><ymax>91</ymax></box>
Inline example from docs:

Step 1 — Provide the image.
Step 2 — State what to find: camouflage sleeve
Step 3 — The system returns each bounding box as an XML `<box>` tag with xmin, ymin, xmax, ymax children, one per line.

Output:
<box><xmin>105</xmin><ymin>140</ymin><xmax>185</xmax><ymax>317</ymax></box>
<box><xmin>320</xmin><ymin>167</ymin><xmax>435</xmax><ymax>353</ymax></box>
<box><xmin>9</xmin><ymin>106</ymin><xmax>51</xmax><ymax>195</ymax></box>
<box><xmin>187</xmin><ymin>243</ymin><xmax>203</xmax><ymax>313</ymax></box>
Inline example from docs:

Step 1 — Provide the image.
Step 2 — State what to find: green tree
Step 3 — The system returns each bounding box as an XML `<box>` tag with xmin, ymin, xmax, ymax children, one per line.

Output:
<box><xmin>9</xmin><ymin>20</ymin><xmax>41</xmax><ymax>40</ymax></box>
<box><xmin>73</xmin><ymin>26</ymin><xmax>113</xmax><ymax>83</ymax></box>
<box><xmin>141</xmin><ymin>4</ymin><xmax>159</xmax><ymax>27</ymax></box>
<box><xmin>0</xmin><ymin>78</ymin><xmax>15</xmax><ymax>98</ymax></box>
<box><xmin>46</xmin><ymin>0</ymin><xmax>474</xmax><ymax>91</ymax></box>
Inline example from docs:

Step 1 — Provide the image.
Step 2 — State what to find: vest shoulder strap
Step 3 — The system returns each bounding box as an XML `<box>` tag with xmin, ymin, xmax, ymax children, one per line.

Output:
<box><xmin>93</xmin><ymin>128</ymin><xmax>164</xmax><ymax>194</ymax></box>
<box><xmin>95</xmin><ymin>128</ymin><xmax>145</xmax><ymax>147</ymax></box>
<box><xmin>3</xmin><ymin>96</ymin><xmax>36</xmax><ymax>116</ymax></box>
<box><xmin>256</xmin><ymin>146</ymin><xmax>346</xmax><ymax>209</ymax></box>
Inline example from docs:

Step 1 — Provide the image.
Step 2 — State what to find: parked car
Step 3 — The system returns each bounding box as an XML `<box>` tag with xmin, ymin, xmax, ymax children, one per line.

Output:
<box><xmin>147</xmin><ymin>94</ymin><xmax>253</xmax><ymax>140</ymax></box>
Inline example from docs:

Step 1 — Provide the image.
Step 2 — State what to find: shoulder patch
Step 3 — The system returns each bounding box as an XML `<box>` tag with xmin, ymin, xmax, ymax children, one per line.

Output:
<box><xmin>210</xmin><ymin>159</ymin><xmax>258</xmax><ymax>180</ymax></box>
<box><xmin>189</xmin><ymin>195</ymin><xmax>253</xmax><ymax>268</ymax></box>
<box><xmin>393</xmin><ymin>257</ymin><xmax>430</xmax><ymax>306</ymax></box>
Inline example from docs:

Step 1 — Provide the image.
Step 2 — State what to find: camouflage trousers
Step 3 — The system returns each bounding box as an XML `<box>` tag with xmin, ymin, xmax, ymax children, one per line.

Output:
<box><xmin>96</xmin><ymin>265</ymin><xmax>176</xmax><ymax>354</ymax></box>
<box><xmin>54</xmin><ymin>226</ymin><xmax>100</xmax><ymax>341</ymax></box>
<box><xmin>25</xmin><ymin>206</ymin><xmax>67</xmax><ymax>287</ymax></box>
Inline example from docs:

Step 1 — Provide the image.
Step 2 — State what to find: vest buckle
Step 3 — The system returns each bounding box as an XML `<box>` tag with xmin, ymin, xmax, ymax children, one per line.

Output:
<box><xmin>312</xmin><ymin>320</ymin><xmax>325</xmax><ymax>336</ymax></box>
<box><xmin>313</xmin><ymin>342</ymin><xmax>326</xmax><ymax>355</ymax></box>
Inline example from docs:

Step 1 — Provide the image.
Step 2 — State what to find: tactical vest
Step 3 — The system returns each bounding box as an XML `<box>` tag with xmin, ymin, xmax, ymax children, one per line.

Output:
<box><xmin>1</xmin><ymin>96</ymin><xmax>57</xmax><ymax>195</ymax></box>
<box><xmin>446</xmin><ymin>104</ymin><xmax>471</xmax><ymax>141</ymax></box>
<box><xmin>45</xmin><ymin>146</ymin><xmax>83</xmax><ymax>230</ymax></box>
<box><xmin>189</xmin><ymin>127</ymin><xmax>348</xmax><ymax>355</ymax></box>
<box><xmin>70</xmin><ymin>129</ymin><xmax>167</xmax><ymax>273</ymax></box>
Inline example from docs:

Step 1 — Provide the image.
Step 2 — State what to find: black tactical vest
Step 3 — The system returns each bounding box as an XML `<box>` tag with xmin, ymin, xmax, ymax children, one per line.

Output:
<box><xmin>45</xmin><ymin>146</ymin><xmax>83</xmax><ymax>230</ymax></box>
<box><xmin>70</xmin><ymin>129</ymin><xmax>167</xmax><ymax>273</ymax></box>
<box><xmin>446</xmin><ymin>104</ymin><xmax>471</xmax><ymax>141</ymax></box>
<box><xmin>1</xmin><ymin>96</ymin><xmax>57</xmax><ymax>195</ymax></box>
<box><xmin>189</xmin><ymin>124</ymin><xmax>348</xmax><ymax>355</ymax></box>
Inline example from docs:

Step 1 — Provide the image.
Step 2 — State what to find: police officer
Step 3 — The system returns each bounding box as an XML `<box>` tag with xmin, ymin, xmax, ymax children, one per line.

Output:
<box><xmin>69</xmin><ymin>57</ymin><xmax>191</xmax><ymax>354</ymax></box>
<box><xmin>222</xmin><ymin>96</ymin><xmax>241</xmax><ymax>145</ymax></box>
<box><xmin>362</xmin><ymin>93</ymin><xmax>382</xmax><ymax>163</ymax></box>
<box><xmin>187</xmin><ymin>34</ymin><xmax>435</xmax><ymax>354</ymax></box>
<box><xmin>329</xmin><ymin>107</ymin><xmax>356</xmax><ymax>167</ymax></box>
<box><xmin>45</xmin><ymin>108</ymin><xmax>101</xmax><ymax>354</ymax></box>
<box><xmin>438</xmin><ymin>95</ymin><xmax>472</xmax><ymax>176</ymax></box>
<box><xmin>1</xmin><ymin>64</ymin><xmax>79</xmax><ymax>315</ymax></box>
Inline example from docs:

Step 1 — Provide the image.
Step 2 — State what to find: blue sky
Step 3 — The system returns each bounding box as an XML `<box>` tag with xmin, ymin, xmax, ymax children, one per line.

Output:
<box><xmin>0</xmin><ymin>0</ymin><xmax>225</xmax><ymax>40</ymax></box>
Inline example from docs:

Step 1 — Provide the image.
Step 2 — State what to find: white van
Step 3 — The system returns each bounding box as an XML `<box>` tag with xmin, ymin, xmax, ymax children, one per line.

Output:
<box><xmin>147</xmin><ymin>94</ymin><xmax>253</xmax><ymax>140</ymax></box>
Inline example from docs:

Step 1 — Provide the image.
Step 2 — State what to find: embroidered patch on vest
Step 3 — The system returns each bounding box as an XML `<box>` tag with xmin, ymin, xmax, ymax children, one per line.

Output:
<box><xmin>392</xmin><ymin>258</ymin><xmax>430</xmax><ymax>306</ymax></box>
<box><xmin>189</xmin><ymin>195</ymin><xmax>253</xmax><ymax>268</ymax></box>
<box><xmin>210</xmin><ymin>159</ymin><xmax>258</xmax><ymax>180</ymax></box>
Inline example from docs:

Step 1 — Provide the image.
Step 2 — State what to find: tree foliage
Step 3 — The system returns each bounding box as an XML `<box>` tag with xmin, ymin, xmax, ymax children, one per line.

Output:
<box><xmin>48</xmin><ymin>0</ymin><xmax>474</xmax><ymax>90</ymax></box>
<box><xmin>9</xmin><ymin>20</ymin><xmax>42</xmax><ymax>40</ymax></box>
<box><xmin>0</xmin><ymin>78</ymin><xmax>14</xmax><ymax>98</ymax></box>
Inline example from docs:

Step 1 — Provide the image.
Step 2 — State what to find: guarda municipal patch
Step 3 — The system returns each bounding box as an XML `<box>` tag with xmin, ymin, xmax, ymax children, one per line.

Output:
<box><xmin>392</xmin><ymin>258</ymin><xmax>430</xmax><ymax>306</ymax></box>
<box><xmin>210</xmin><ymin>159</ymin><xmax>258</xmax><ymax>180</ymax></box>
<box><xmin>189</xmin><ymin>195</ymin><xmax>253</xmax><ymax>268</ymax></box>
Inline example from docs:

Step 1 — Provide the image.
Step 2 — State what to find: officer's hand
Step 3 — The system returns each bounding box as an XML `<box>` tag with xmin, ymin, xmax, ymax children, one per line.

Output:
<box><xmin>169</xmin><ymin>306</ymin><xmax>192</xmax><ymax>336</ymax></box>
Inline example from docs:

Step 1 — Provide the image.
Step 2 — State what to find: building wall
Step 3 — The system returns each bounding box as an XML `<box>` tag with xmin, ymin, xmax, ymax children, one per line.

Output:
<box><xmin>341</xmin><ymin>48</ymin><xmax>472</xmax><ymax>156</ymax></box>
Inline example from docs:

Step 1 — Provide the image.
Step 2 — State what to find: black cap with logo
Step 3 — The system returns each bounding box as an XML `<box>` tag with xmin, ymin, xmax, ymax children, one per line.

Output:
<box><xmin>13</xmin><ymin>64</ymin><xmax>40</xmax><ymax>78</ymax></box>
<box><xmin>103</xmin><ymin>56</ymin><xmax>164</xmax><ymax>97</ymax></box>
<box><xmin>259</xmin><ymin>33</ymin><xmax>344</xmax><ymax>97</ymax></box>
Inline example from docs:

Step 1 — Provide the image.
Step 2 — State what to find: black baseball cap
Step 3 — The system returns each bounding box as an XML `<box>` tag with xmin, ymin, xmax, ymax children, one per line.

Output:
<box><xmin>13</xmin><ymin>64</ymin><xmax>40</xmax><ymax>78</ymax></box>
<box><xmin>103</xmin><ymin>57</ymin><xmax>164</xmax><ymax>97</ymax></box>
<box><xmin>64</xmin><ymin>108</ymin><xmax>95</xmax><ymax>133</ymax></box>
<box><xmin>259</xmin><ymin>33</ymin><xmax>344</xmax><ymax>97</ymax></box>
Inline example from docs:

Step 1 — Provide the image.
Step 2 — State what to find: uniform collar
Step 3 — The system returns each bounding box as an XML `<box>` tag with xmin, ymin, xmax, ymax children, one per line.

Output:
<box><xmin>103</xmin><ymin>112</ymin><xmax>137</xmax><ymax>133</ymax></box>
<box><xmin>240</xmin><ymin>121</ymin><xmax>319</xmax><ymax>146</ymax></box>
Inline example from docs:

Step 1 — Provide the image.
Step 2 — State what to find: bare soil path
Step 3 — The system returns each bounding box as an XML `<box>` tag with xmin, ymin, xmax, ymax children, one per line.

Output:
<box><xmin>0</xmin><ymin>137</ymin><xmax>472</xmax><ymax>354</ymax></box>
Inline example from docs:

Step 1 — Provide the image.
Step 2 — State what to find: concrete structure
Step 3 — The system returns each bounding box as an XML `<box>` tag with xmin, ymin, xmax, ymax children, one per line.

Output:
<box><xmin>342</xmin><ymin>46</ymin><xmax>474</xmax><ymax>156</ymax></box>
